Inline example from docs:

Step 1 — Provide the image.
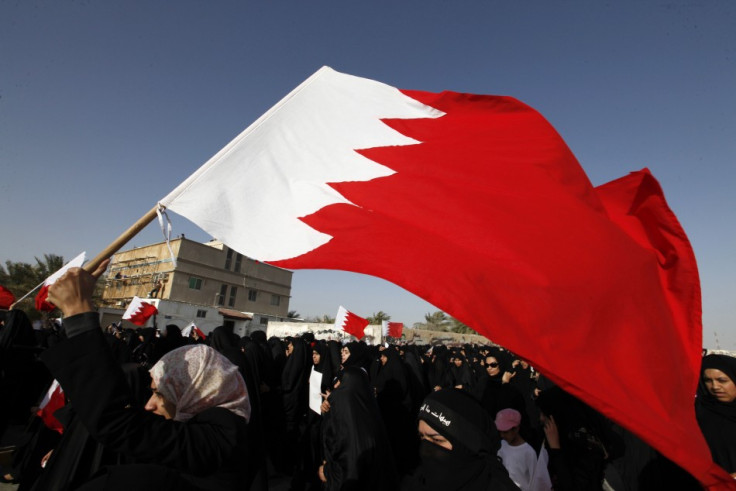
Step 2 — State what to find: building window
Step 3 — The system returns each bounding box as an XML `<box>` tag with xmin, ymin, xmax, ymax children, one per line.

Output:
<box><xmin>234</xmin><ymin>253</ymin><xmax>243</xmax><ymax>273</ymax></box>
<box><xmin>259</xmin><ymin>318</ymin><xmax>268</xmax><ymax>325</ymax></box>
<box><xmin>188</xmin><ymin>276</ymin><xmax>202</xmax><ymax>290</ymax></box>
<box><xmin>248</xmin><ymin>289</ymin><xmax>257</xmax><ymax>301</ymax></box>
<box><xmin>270</xmin><ymin>294</ymin><xmax>280</xmax><ymax>306</ymax></box>
<box><xmin>196</xmin><ymin>310</ymin><xmax>207</xmax><ymax>318</ymax></box>
<box><xmin>224</xmin><ymin>248</ymin><xmax>233</xmax><ymax>270</ymax></box>
<box><xmin>217</xmin><ymin>284</ymin><xmax>227</xmax><ymax>306</ymax></box>
<box><xmin>228</xmin><ymin>286</ymin><xmax>238</xmax><ymax>307</ymax></box>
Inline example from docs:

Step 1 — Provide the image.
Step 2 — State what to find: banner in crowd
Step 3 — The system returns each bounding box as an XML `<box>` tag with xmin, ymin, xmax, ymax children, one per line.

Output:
<box><xmin>159</xmin><ymin>67</ymin><xmax>727</xmax><ymax>485</ymax></box>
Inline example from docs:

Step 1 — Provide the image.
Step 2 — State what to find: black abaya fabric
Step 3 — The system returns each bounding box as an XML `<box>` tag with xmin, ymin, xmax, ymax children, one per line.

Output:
<box><xmin>208</xmin><ymin>325</ymin><xmax>240</xmax><ymax>354</ymax></box>
<box><xmin>374</xmin><ymin>348</ymin><xmax>417</xmax><ymax>474</ymax></box>
<box><xmin>281</xmin><ymin>338</ymin><xmax>309</xmax><ymax>430</ymax></box>
<box><xmin>322</xmin><ymin>366</ymin><xmax>398</xmax><ymax>491</ymax></box>
<box><xmin>342</xmin><ymin>341</ymin><xmax>371</xmax><ymax>372</ymax></box>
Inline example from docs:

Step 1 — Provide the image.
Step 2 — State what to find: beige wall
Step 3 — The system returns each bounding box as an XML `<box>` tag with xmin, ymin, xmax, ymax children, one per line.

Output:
<box><xmin>102</xmin><ymin>241</ymin><xmax>179</xmax><ymax>303</ymax></box>
<box><xmin>101</xmin><ymin>238</ymin><xmax>292</xmax><ymax>317</ymax></box>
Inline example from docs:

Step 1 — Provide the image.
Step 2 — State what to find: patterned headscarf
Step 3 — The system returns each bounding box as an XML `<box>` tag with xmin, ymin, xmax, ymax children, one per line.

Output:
<box><xmin>150</xmin><ymin>344</ymin><xmax>251</xmax><ymax>422</ymax></box>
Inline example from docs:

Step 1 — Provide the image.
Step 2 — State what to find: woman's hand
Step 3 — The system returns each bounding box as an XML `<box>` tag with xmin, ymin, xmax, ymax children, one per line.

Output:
<box><xmin>47</xmin><ymin>259</ymin><xmax>109</xmax><ymax>317</ymax></box>
<box><xmin>542</xmin><ymin>415</ymin><xmax>561</xmax><ymax>449</ymax></box>
<box><xmin>320</xmin><ymin>395</ymin><xmax>331</xmax><ymax>414</ymax></box>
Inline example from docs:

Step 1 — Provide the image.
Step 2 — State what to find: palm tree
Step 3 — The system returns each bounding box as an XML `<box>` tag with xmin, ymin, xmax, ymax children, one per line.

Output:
<box><xmin>414</xmin><ymin>311</ymin><xmax>451</xmax><ymax>331</ymax></box>
<box><xmin>287</xmin><ymin>310</ymin><xmax>301</xmax><ymax>319</ymax></box>
<box><xmin>367</xmin><ymin>311</ymin><xmax>390</xmax><ymax>324</ymax></box>
<box><xmin>0</xmin><ymin>254</ymin><xmax>66</xmax><ymax>320</ymax></box>
<box><xmin>35</xmin><ymin>254</ymin><xmax>65</xmax><ymax>279</ymax></box>
<box><xmin>449</xmin><ymin>317</ymin><xmax>478</xmax><ymax>334</ymax></box>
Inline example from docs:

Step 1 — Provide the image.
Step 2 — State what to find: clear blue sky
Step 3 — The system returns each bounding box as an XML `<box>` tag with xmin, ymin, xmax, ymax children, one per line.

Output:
<box><xmin>1</xmin><ymin>1</ymin><xmax>734</xmax><ymax>348</ymax></box>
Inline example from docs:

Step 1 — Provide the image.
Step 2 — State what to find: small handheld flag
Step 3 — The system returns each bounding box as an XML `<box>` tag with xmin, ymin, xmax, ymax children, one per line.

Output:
<box><xmin>334</xmin><ymin>306</ymin><xmax>368</xmax><ymax>340</ymax></box>
<box><xmin>122</xmin><ymin>296</ymin><xmax>158</xmax><ymax>326</ymax></box>
<box><xmin>34</xmin><ymin>252</ymin><xmax>87</xmax><ymax>312</ymax></box>
<box><xmin>382</xmin><ymin>320</ymin><xmax>403</xmax><ymax>339</ymax></box>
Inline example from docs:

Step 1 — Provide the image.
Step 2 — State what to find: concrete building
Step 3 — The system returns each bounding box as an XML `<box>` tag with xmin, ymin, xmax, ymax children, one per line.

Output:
<box><xmin>99</xmin><ymin>237</ymin><xmax>293</xmax><ymax>335</ymax></box>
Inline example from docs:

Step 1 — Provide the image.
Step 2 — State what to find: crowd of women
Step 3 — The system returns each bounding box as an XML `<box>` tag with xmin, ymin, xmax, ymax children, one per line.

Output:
<box><xmin>0</xmin><ymin>263</ymin><xmax>734</xmax><ymax>490</ymax></box>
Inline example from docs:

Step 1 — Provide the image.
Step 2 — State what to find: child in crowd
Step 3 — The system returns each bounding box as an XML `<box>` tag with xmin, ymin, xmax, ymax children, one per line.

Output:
<box><xmin>495</xmin><ymin>408</ymin><xmax>552</xmax><ymax>491</ymax></box>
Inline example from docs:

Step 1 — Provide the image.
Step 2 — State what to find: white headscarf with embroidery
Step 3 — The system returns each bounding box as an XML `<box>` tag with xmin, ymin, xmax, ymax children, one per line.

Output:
<box><xmin>150</xmin><ymin>344</ymin><xmax>250</xmax><ymax>422</ymax></box>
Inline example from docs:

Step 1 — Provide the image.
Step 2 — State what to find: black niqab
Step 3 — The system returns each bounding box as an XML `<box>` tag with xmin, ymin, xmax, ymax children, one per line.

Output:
<box><xmin>411</xmin><ymin>388</ymin><xmax>516</xmax><ymax>491</ymax></box>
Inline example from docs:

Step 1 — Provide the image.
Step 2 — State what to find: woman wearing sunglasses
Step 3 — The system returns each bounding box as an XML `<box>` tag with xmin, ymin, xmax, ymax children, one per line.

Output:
<box><xmin>473</xmin><ymin>349</ymin><xmax>529</xmax><ymax>436</ymax></box>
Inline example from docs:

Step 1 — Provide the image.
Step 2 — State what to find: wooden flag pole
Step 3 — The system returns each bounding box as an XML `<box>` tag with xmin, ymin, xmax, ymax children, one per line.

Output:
<box><xmin>83</xmin><ymin>205</ymin><xmax>160</xmax><ymax>273</ymax></box>
<box><xmin>7</xmin><ymin>206</ymin><xmax>160</xmax><ymax>310</ymax></box>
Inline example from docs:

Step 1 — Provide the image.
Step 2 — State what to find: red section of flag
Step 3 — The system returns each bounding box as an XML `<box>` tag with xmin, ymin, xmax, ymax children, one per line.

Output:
<box><xmin>0</xmin><ymin>285</ymin><xmax>15</xmax><ymax>309</ymax></box>
<box><xmin>193</xmin><ymin>326</ymin><xmax>207</xmax><ymax>340</ymax></box>
<box><xmin>271</xmin><ymin>92</ymin><xmax>730</xmax><ymax>486</ymax></box>
<box><xmin>37</xmin><ymin>381</ymin><xmax>65</xmax><ymax>434</ymax></box>
<box><xmin>34</xmin><ymin>284</ymin><xmax>56</xmax><ymax>312</ymax></box>
<box><xmin>387</xmin><ymin>322</ymin><xmax>403</xmax><ymax>338</ymax></box>
<box><xmin>128</xmin><ymin>302</ymin><xmax>158</xmax><ymax>326</ymax></box>
<box><xmin>342</xmin><ymin>311</ymin><xmax>369</xmax><ymax>340</ymax></box>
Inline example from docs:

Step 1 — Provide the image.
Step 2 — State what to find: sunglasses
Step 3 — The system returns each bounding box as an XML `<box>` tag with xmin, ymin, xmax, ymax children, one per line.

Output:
<box><xmin>487</xmin><ymin>362</ymin><xmax>499</xmax><ymax>368</ymax></box>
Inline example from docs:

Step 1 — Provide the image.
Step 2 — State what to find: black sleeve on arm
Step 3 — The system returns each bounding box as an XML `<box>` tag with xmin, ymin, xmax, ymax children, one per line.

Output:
<box><xmin>40</xmin><ymin>327</ymin><xmax>241</xmax><ymax>474</ymax></box>
<box><xmin>62</xmin><ymin>312</ymin><xmax>101</xmax><ymax>338</ymax></box>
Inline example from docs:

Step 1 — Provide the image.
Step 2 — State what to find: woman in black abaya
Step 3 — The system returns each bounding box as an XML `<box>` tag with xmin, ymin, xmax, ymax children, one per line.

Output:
<box><xmin>292</xmin><ymin>342</ymin><xmax>333</xmax><ymax>491</ymax></box>
<box><xmin>281</xmin><ymin>337</ymin><xmax>309</xmax><ymax>472</ymax></box>
<box><xmin>696</xmin><ymin>354</ymin><xmax>736</xmax><ymax>475</ymax></box>
<box><xmin>374</xmin><ymin>347</ymin><xmax>418</xmax><ymax>475</ymax></box>
<box><xmin>450</xmin><ymin>351</ymin><xmax>475</xmax><ymax>391</ymax></box>
<box><xmin>320</xmin><ymin>366</ymin><xmax>398</xmax><ymax>490</ymax></box>
<box><xmin>404</xmin><ymin>388</ymin><xmax>518</xmax><ymax>491</ymax></box>
<box><xmin>473</xmin><ymin>349</ymin><xmax>527</xmax><ymax>423</ymax></box>
<box><xmin>209</xmin><ymin>324</ymin><xmax>240</xmax><ymax>353</ymax></box>
<box><xmin>341</xmin><ymin>341</ymin><xmax>371</xmax><ymax>372</ymax></box>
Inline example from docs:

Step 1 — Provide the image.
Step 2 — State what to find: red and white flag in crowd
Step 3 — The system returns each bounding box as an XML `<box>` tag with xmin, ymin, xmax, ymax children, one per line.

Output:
<box><xmin>181</xmin><ymin>322</ymin><xmax>194</xmax><ymax>337</ymax></box>
<box><xmin>0</xmin><ymin>285</ymin><xmax>15</xmax><ymax>309</ymax></box>
<box><xmin>37</xmin><ymin>379</ymin><xmax>65</xmax><ymax>434</ymax></box>
<box><xmin>334</xmin><ymin>306</ymin><xmax>369</xmax><ymax>340</ymax></box>
<box><xmin>34</xmin><ymin>252</ymin><xmax>87</xmax><ymax>312</ymax></box>
<box><xmin>182</xmin><ymin>322</ymin><xmax>207</xmax><ymax>340</ymax></box>
<box><xmin>382</xmin><ymin>320</ymin><xmax>403</xmax><ymax>339</ymax></box>
<box><xmin>158</xmin><ymin>67</ymin><xmax>728</xmax><ymax>486</ymax></box>
<box><xmin>122</xmin><ymin>296</ymin><xmax>158</xmax><ymax>326</ymax></box>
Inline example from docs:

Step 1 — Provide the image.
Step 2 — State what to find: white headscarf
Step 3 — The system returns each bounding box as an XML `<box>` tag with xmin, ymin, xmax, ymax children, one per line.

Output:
<box><xmin>150</xmin><ymin>344</ymin><xmax>251</xmax><ymax>422</ymax></box>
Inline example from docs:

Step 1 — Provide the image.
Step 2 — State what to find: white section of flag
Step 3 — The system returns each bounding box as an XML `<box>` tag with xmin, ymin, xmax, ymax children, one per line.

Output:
<box><xmin>181</xmin><ymin>322</ymin><xmax>196</xmax><ymax>337</ymax></box>
<box><xmin>159</xmin><ymin>66</ymin><xmax>443</xmax><ymax>262</ymax></box>
<box><xmin>529</xmin><ymin>446</ymin><xmax>553</xmax><ymax>491</ymax></box>
<box><xmin>44</xmin><ymin>252</ymin><xmax>86</xmax><ymax>286</ymax></box>
<box><xmin>334</xmin><ymin>305</ymin><xmax>349</xmax><ymax>331</ymax></box>
<box><xmin>122</xmin><ymin>296</ymin><xmax>156</xmax><ymax>324</ymax></box>
<box><xmin>39</xmin><ymin>379</ymin><xmax>62</xmax><ymax>409</ymax></box>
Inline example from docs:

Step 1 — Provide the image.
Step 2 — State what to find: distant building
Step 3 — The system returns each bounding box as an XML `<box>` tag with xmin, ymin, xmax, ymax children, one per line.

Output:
<box><xmin>100</xmin><ymin>238</ymin><xmax>293</xmax><ymax>335</ymax></box>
